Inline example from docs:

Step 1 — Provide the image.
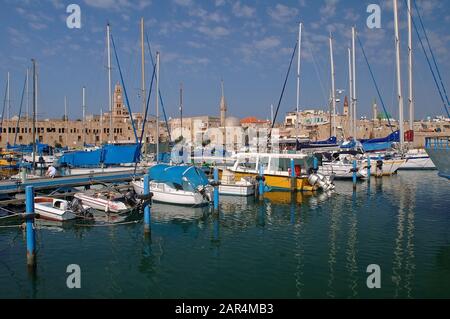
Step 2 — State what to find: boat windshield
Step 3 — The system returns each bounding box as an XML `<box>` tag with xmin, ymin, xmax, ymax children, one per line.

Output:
<box><xmin>237</xmin><ymin>157</ymin><xmax>257</xmax><ymax>171</ymax></box>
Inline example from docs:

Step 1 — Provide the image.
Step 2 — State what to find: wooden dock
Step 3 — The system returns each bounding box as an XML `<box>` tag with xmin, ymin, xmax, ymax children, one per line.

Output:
<box><xmin>0</xmin><ymin>169</ymin><xmax>145</xmax><ymax>199</ymax></box>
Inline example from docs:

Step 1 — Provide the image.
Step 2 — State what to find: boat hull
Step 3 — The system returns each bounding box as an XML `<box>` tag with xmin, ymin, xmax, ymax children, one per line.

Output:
<box><xmin>219</xmin><ymin>184</ymin><xmax>255</xmax><ymax>196</ymax></box>
<box><xmin>73</xmin><ymin>193</ymin><xmax>130</xmax><ymax>213</ymax></box>
<box><xmin>132</xmin><ymin>180</ymin><xmax>209</xmax><ymax>206</ymax></box>
<box><xmin>230</xmin><ymin>172</ymin><xmax>317</xmax><ymax>192</ymax></box>
<box><xmin>426</xmin><ymin>148</ymin><xmax>450</xmax><ymax>179</ymax></box>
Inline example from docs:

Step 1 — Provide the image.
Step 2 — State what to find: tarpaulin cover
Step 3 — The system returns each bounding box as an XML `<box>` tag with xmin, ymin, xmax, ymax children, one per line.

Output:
<box><xmin>149</xmin><ymin>164</ymin><xmax>210</xmax><ymax>189</ymax></box>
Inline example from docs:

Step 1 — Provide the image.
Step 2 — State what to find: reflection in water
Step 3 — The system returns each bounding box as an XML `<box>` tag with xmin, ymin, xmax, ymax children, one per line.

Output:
<box><xmin>326</xmin><ymin>192</ymin><xmax>341</xmax><ymax>298</ymax></box>
<box><xmin>392</xmin><ymin>176</ymin><xmax>416</xmax><ymax>298</ymax></box>
<box><xmin>346</xmin><ymin>190</ymin><xmax>358</xmax><ymax>298</ymax></box>
<box><xmin>293</xmin><ymin>197</ymin><xmax>304</xmax><ymax>298</ymax></box>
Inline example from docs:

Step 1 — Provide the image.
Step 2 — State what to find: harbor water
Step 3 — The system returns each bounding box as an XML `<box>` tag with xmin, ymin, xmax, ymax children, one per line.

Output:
<box><xmin>0</xmin><ymin>171</ymin><xmax>449</xmax><ymax>298</ymax></box>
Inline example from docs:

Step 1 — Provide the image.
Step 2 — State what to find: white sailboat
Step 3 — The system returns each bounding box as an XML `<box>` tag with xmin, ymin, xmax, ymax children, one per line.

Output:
<box><xmin>74</xmin><ymin>190</ymin><xmax>134</xmax><ymax>213</ymax></box>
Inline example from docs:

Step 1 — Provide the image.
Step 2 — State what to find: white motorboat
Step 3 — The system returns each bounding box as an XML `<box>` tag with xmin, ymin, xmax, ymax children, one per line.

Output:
<box><xmin>132</xmin><ymin>164</ymin><xmax>212</xmax><ymax>207</ymax></box>
<box><xmin>34</xmin><ymin>197</ymin><xmax>78</xmax><ymax>221</ymax></box>
<box><xmin>399</xmin><ymin>149</ymin><xmax>436</xmax><ymax>170</ymax></box>
<box><xmin>318</xmin><ymin>161</ymin><xmax>367</xmax><ymax>179</ymax></box>
<box><xmin>219</xmin><ymin>169</ymin><xmax>255</xmax><ymax>196</ymax></box>
<box><xmin>133</xmin><ymin>179</ymin><xmax>210</xmax><ymax>206</ymax></box>
<box><xmin>360</xmin><ymin>155</ymin><xmax>406</xmax><ymax>176</ymax></box>
<box><xmin>74</xmin><ymin>190</ymin><xmax>134</xmax><ymax>213</ymax></box>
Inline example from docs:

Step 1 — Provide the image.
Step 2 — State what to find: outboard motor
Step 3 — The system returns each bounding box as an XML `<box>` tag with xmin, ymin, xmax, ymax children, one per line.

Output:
<box><xmin>124</xmin><ymin>189</ymin><xmax>138</xmax><ymax>207</ymax></box>
<box><xmin>308</xmin><ymin>171</ymin><xmax>335</xmax><ymax>192</ymax></box>
<box><xmin>70</xmin><ymin>198</ymin><xmax>93</xmax><ymax>219</ymax></box>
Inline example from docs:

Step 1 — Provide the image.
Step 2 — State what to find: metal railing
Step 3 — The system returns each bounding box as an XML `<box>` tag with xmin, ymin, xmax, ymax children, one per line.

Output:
<box><xmin>425</xmin><ymin>137</ymin><xmax>450</xmax><ymax>149</ymax></box>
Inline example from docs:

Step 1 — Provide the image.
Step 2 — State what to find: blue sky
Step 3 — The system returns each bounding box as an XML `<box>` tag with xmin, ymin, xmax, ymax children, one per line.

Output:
<box><xmin>0</xmin><ymin>0</ymin><xmax>449</xmax><ymax>122</ymax></box>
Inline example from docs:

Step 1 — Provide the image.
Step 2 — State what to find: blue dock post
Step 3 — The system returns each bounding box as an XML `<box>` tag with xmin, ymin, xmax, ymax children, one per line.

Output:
<box><xmin>213</xmin><ymin>167</ymin><xmax>219</xmax><ymax>212</ymax></box>
<box><xmin>367</xmin><ymin>157</ymin><xmax>371</xmax><ymax>180</ymax></box>
<box><xmin>143</xmin><ymin>174</ymin><xmax>151</xmax><ymax>234</ymax></box>
<box><xmin>25</xmin><ymin>186</ymin><xmax>36</xmax><ymax>268</ymax></box>
<box><xmin>313</xmin><ymin>156</ymin><xmax>319</xmax><ymax>171</ymax></box>
<box><xmin>258</xmin><ymin>164</ymin><xmax>265</xmax><ymax>200</ymax></box>
<box><xmin>352</xmin><ymin>160</ymin><xmax>357</xmax><ymax>190</ymax></box>
<box><xmin>290</xmin><ymin>158</ymin><xmax>297</xmax><ymax>193</ymax></box>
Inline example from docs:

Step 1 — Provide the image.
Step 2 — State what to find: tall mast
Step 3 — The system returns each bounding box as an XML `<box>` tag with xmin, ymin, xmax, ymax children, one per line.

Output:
<box><xmin>270</xmin><ymin>104</ymin><xmax>274</xmax><ymax>124</ymax></box>
<box><xmin>329</xmin><ymin>32</ymin><xmax>336</xmax><ymax>137</ymax></box>
<box><xmin>31</xmin><ymin>59</ymin><xmax>37</xmax><ymax>175</ymax></box>
<box><xmin>296</xmin><ymin>22</ymin><xmax>302</xmax><ymax>143</ymax></box>
<box><xmin>100</xmin><ymin>108</ymin><xmax>103</xmax><ymax>145</ymax></box>
<box><xmin>64</xmin><ymin>96</ymin><xmax>68</xmax><ymax>147</ymax></box>
<box><xmin>155</xmin><ymin>52</ymin><xmax>160</xmax><ymax>163</ymax></box>
<box><xmin>26</xmin><ymin>68</ymin><xmax>29</xmax><ymax>145</ymax></box>
<box><xmin>107</xmin><ymin>23</ymin><xmax>113</xmax><ymax>143</ymax></box>
<box><xmin>82</xmin><ymin>86</ymin><xmax>86</xmax><ymax>146</ymax></box>
<box><xmin>348</xmin><ymin>47</ymin><xmax>353</xmax><ymax>138</ymax></box>
<box><xmin>407</xmin><ymin>0</ymin><xmax>414</xmax><ymax>132</ymax></box>
<box><xmin>393</xmin><ymin>0</ymin><xmax>405</xmax><ymax>149</ymax></box>
<box><xmin>180</xmin><ymin>83</ymin><xmax>183</xmax><ymax>139</ymax></box>
<box><xmin>140</xmin><ymin>18</ymin><xmax>147</xmax><ymax>155</ymax></box>
<box><xmin>351</xmin><ymin>27</ymin><xmax>357</xmax><ymax>139</ymax></box>
<box><xmin>6</xmin><ymin>72</ymin><xmax>10</xmax><ymax>145</ymax></box>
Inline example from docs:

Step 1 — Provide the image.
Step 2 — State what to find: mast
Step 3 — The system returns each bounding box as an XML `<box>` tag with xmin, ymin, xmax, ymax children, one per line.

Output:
<box><xmin>100</xmin><ymin>108</ymin><xmax>103</xmax><ymax>145</ymax></box>
<box><xmin>393</xmin><ymin>0</ymin><xmax>405</xmax><ymax>149</ymax></box>
<box><xmin>82</xmin><ymin>86</ymin><xmax>86</xmax><ymax>146</ymax></box>
<box><xmin>329</xmin><ymin>32</ymin><xmax>336</xmax><ymax>137</ymax></box>
<box><xmin>107</xmin><ymin>23</ymin><xmax>113</xmax><ymax>143</ymax></box>
<box><xmin>351</xmin><ymin>27</ymin><xmax>357</xmax><ymax>139</ymax></box>
<box><xmin>64</xmin><ymin>96</ymin><xmax>68</xmax><ymax>147</ymax></box>
<box><xmin>348</xmin><ymin>47</ymin><xmax>353</xmax><ymax>138</ymax></box>
<box><xmin>180</xmin><ymin>83</ymin><xmax>183</xmax><ymax>139</ymax></box>
<box><xmin>26</xmin><ymin>68</ymin><xmax>29</xmax><ymax>145</ymax></box>
<box><xmin>31</xmin><ymin>59</ymin><xmax>36</xmax><ymax>175</ymax></box>
<box><xmin>6</xmin><ymin>72</ymin><xmax>10</xmax><ymax>145</ymax></box>
<box><xmin>296</xmin><ymin>22</ymin><xmax>302</xmax><ymax>143</ymax></box>
<box><xmin>155</xmin><ymin>52</ymin><xmax>160</xmax><ymax>163</ymax></box>
<box><xmin>407</xmin><ymin>0</ymin><xmax>414</xmax><ymax>132</ymax></box>
<box><xmin>140</xmin><ymin>18</ymin><xmax>147</xmax><ymax>155</ymax></box>
<box><xmin>270</xmin><ymin>104</ymin><xmax>274</xmax><ymax>124</ymax></box>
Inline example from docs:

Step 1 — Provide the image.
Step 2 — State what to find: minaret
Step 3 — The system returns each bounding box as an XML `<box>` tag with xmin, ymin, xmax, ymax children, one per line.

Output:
<box><xmin>372</xmin><ymin>99</ymin><xmax>378</xmax><ymax>122</ymax></box>
<box><xmin>343</xmin><ymin>96</ymin><xmax>349</xmax><ymax>117</ymax></box>
<box><xmin>219</xmin><ymin>80</ymin><xmax>227</xmax><ymax>127</ymax></box>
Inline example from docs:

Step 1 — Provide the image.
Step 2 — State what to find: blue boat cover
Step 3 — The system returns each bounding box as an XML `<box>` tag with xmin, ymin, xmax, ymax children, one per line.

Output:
<box><xmin>58</xmin><ymin>144</ymin><xmax>140</xmax><ymax>167</ymax></box>
<box><xmin>360</xmin><ymin>130</ymin><xmax>400</xmax><ymax>144</ymax></box>
<box><xmin>362</xmin><ymin>142</ymin><xmax>393</xmax><ymax>152</ymax></box>
<box><xmin>149</xmin><ymin>164</ymin><xmax>210</xmax><ymax>189</ymax></box>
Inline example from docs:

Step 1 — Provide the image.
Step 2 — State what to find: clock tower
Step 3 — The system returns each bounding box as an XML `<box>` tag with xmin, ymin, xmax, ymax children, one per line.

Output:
<box><xmin>113</xmin><ymin>83</ymin><xmax>129</xmax><ymax>123</ymax></box>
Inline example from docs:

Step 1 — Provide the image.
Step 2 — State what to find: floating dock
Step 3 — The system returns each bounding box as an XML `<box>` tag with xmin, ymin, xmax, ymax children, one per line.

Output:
<box><xmin>0</xmin><ymin>169</ymin><xmax>145</xmax><ymax>199</ymax></box>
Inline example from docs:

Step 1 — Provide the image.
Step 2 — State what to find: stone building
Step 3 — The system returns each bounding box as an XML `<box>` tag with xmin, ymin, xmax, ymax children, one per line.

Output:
<box><xmin>0</xmin><ymin>83</ymin><xmax>169</xmax><ymax>148</ymax></box>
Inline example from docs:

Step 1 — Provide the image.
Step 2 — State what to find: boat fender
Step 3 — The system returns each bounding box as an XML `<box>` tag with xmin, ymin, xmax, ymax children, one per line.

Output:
<box><xmin>255</xmin><ymin>176</ymin><xmax>266</xmax><ymax>182</ymax></box>
<box><xmin>136</xmin><ymin>192</ymin><xmax>154</xmax><ymax>201</ymax></box>
<box><xmin>376</xmin><ymin>160</ymin><xmax>383</xmax><ymax>169</ymax></box>
<box><xmin>210</xmin><ymin>181</ymin><xmax>221</xmax><ymax>187</ymax></box>
<box><xmin>350</xmin><ymin>167</ymin><xmax>359</xmax><ymax>173</ymax></box>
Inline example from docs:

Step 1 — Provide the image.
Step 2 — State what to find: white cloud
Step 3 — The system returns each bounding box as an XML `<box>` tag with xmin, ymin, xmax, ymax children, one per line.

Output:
<box><xmin>254</xmin><ymin>36</ymin><xmax>281</xmax><ymax>50</ymax></box>
<box><xmin>267</xmin><ymin>4</ymin><xmax>299</xmax><ymax>23</ymax></box>
<box><xmin>84</xmin><ymin>0</ymin><xmax>151</xmax><ymax>10</ymax></box>
<box><xmin>232</xmin><ymin>1</ymin><xmax>256</xmax><ymax>18</ymax></box>
<box><xmin>174</xmin><ymin>0</ymin><xmax>193</xmax><ymax>7</ymax></box>
<box><xmin>197</xmin><ymin>26</ymin><xmax>230</xmax><ymax>38</ymax></box>
<box><xmin>320</xmin><ymin>0</ymin><xmax>339</xmax><ymax>17</ymax></box>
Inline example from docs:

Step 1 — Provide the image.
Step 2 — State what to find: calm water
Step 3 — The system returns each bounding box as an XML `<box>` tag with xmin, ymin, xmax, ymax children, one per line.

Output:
<box><xmin>0</xmin><ymin>171</ymin><xmax>449</xmax><ymax>299</ymax></box>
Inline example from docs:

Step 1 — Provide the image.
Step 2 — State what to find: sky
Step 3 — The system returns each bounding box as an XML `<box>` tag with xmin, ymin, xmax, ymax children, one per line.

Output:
<box><xmin>0</xmin><ymin>0</ymin><xmax>449</xmax><ymax>123</ymax></box>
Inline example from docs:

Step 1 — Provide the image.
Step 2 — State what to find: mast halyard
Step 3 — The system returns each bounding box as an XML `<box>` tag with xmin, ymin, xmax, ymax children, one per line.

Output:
<box><xmin>393</xmin><ymin>0</ymin><xmax>405</xmax><ymax>150</ymax></box>
<box><xmin>348</xmin><ymin>47</ymin><xmax>353</xmax><ymax>139</ymax></box>
<box><xmin>82</xmin><ymin>86</ymin><xmax>86</xmax><ymax>146</ymax></box>
<box><xmin>407</xmin><ymin>0</ymin><xmax>414</xmax><ymax>133</ymax></box>
<box><xmin>155</xmin><ymin>52</ymin><xmax>160</xmax><ymax>164</ymax></box>
<box><xmin>140</xmin><ymin>18</ymin><xmax>147</xmax><ymax>156</ymax></box>
<box><xmin>107</xmin><ymin>23</ymin><xmax>113</xmax><ymax>144</ymax></box>
<box><xmin>6</xmin><ymin>72</ymin><xmax>10</xmax><ymax>146</ymax></box>
<box><xmin>64</xmin><ymin>96</ymin><xmax>68</xmax><ymax>147</ymax></box>
<box><xmin>180</xmin><ymin>83</ymin><xmax>183</xmax><ymax>139</ymax></box>
<box><xmin>329</xmin><ymin>32</ymin><xmax>336</xmax><ymax>138</ymax></box>
<box><xmin>31</xmin><ymin>59</ymin><xmax>37</xmax><ymax>175</ymax></box>
<box><xmin>296</xmin><ymin>22</ymin><xmax>302</xmax><ymax>145</ymax></box>
<box><xmin>351</xmin><ymin>26</ymin><xmax>357</xmax><ymax>140</ymax></box>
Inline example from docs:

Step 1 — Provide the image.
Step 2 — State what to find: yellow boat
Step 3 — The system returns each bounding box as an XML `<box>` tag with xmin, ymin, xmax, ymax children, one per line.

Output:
<box><xmin>222</xmin><ymin>152</ymin><xmax>318</xmax><ymax>192</ymax></box>
<box><xmin>0</xmin><ymin>150</ymin><xmax>20</xmax><ymax>177</ymax></box>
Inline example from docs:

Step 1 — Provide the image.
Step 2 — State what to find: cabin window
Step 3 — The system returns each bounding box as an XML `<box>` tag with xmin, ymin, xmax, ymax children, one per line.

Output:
<box><xmin>237</xmin><ymin>157</ymin><xmax>257</xmax><ymax>171</ymax></box>
<box><xmin>259</xmin><ymin>156</ymin><xmax>269</xmax><ymax>170</ymax></box>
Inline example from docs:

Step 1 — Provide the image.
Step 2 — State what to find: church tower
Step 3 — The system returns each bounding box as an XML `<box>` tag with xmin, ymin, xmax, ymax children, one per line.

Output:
<box><xmin>113</xmin><ymin>83</ymin><xmax>129</xmax><ymax>123</ymax></box>
<box><xmin>343</xmin><ymin>96</ymin><xmax>349</xmax><ymax>117</ymax></box>
<box><xmin>219</xmin><ymin>80</ymin><xmax>227</xmax><ymax>127</ymax></box>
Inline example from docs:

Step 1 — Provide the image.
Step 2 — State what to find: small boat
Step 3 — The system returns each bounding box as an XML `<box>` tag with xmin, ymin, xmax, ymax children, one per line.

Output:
<box><xmin>425</xmin><ymin>136</ymin><xmax>450</xmax><ymax>179</ymax></box>
<box><xmin>34</xmin><ymin>197</ymin><xmax>78</xmax><ymax>221</ymax></box>
<box><xmin>219</xmin><ymin>170</ymin><xmax>256</xmax><ymax>196</ymax></box>
<box><xmin>399</xmin><ymin>148</ymin><xmax>436</xmax><ymax>170</ymax></box>
<box><xmin>226</xmin><ymin>152</ymin><xmax>322</xmax><ymax>192</ymax></box>
<box><xmin>132</xmin><ymin>164</ymin><xmax>212</xmax><ymax>206</ymax></box>
<box><xmin>74</xmin><ymin>190</ymin><xmax>136</xmax><ymax>213</ymax></box>
<box><xmin>360</xmin><ymin>153</ymin><xmax>406</xmax><ymax>177</ymax></box>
